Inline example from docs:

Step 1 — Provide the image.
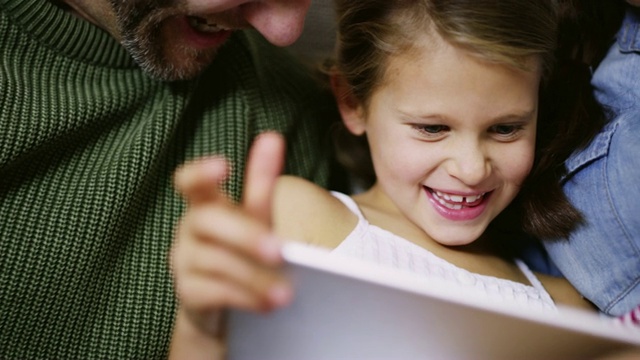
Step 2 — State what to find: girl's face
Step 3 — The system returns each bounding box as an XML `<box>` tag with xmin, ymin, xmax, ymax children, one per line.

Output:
<box><xmin>341</xmin><ymin>39</ymin><xmax>541</xmax><ymax>247</ymax></box>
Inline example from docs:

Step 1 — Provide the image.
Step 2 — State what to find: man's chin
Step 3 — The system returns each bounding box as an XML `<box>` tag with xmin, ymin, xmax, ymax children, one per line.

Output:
<box><xmin>120</xmin><ymin>21</ymin><xmax>219</xmax><ymax>81</ymax></box>
<box><xmin>128</xmin><ymin>47</ymin><xmax>217</xmax><ymax>82</ymax></box>
<box><xmin>139</xmin><ymin>62</ymin><xmax>210</xmax><ymax>82</ymax></box>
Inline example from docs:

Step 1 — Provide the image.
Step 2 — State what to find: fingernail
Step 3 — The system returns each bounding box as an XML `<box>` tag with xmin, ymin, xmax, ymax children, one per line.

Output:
<box><xmin>269</xmin><ymin>283</ymin><xmax>293</xmax><ymax>307</ymax></box>
<box><xmin>201</xmin><ymin>157</ymin><xmax>228</xmax><ymax>176</ymax></box>
<box><xmin>259</xmin><ymin>236</ymin><xmax>282</xmax><ymax>263</ymax></box>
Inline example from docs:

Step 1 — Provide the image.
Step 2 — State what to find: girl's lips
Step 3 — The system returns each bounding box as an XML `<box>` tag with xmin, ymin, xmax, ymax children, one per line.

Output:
<box><xmin>424</xmin><ymin>186</ymin><xmax>492</xmax><ymax>221</ymax></box>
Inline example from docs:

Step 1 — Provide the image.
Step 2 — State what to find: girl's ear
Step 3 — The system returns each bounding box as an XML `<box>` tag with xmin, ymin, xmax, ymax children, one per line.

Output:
<box><xmin>330</xmin><ymin>71</ymin><xmax>367</xmax><ymax>136</ymax></box>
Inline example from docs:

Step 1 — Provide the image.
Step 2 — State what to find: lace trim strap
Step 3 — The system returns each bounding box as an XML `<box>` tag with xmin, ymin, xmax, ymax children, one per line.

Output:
<box><xmin>330</xmin><ymin>191</ymin><xmax>366</xmax><ymax>221</ymax></box>
<box><xmin>515</xmin><ymin>259</ymin><xmax>554</xmax><ymax>302</ymax></box>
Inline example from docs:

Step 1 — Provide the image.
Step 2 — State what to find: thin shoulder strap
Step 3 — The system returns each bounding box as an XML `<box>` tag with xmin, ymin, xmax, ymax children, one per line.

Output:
<box><xmin>330</xmin><ymin>191</ymin><xmax>367</xmax><ymax>221</ymax></box>
<box><xmin>515</xmin><ymin>259</ymin><xmax>554</xmax><ymax>300</ymax></box>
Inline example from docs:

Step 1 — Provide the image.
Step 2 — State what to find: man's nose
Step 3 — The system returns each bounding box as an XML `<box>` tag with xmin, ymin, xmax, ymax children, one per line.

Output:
<box><xmin>242</xmin><ymin>0</ymin><xmax>311</xmax><ymax>46</ymax></box>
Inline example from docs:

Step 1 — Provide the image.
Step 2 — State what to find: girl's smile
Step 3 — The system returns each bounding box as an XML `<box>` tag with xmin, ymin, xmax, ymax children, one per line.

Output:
<box><xmin>424</xmin><ymin>186</ymin><xmax>492</xmax><ymax>222</ymax></box>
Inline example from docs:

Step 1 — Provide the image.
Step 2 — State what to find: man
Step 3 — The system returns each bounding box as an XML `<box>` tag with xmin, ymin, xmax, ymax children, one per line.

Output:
<box><xmin>0</xmin><ymin>0</ymin><xmax>343</xmax><ymax>358</ymax></box>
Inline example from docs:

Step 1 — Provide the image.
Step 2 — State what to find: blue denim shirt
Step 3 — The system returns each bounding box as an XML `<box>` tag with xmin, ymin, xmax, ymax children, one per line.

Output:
<box><xmin>542</xmin><ymin>7</ymin><xmax>640</xmax><ymax>316</ymax></box>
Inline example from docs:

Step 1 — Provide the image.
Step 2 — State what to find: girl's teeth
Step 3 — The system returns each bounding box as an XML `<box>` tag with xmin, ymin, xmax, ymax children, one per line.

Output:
<box><xmin>434</xmin><ymin>190</ymin><xmax>484</xmax><ymax>206</ymax></box>
<box><xmin>464</xmin><ymin>194</ymin><xmax>482</xmax><ymax>203</ymax></box>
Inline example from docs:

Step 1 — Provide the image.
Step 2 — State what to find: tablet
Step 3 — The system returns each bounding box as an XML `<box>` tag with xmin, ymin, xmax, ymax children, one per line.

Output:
<box><xmin>227</xmin><ymin>242</ymin><xmax>640</xmax><ymax>360</ymax></box>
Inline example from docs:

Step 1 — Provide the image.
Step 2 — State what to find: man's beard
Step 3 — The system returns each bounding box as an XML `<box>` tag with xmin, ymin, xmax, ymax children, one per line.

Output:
<box><xmin>111</xmin><ymin>0</ymin><xmax>217</xmax><ymax>81</ymax></box>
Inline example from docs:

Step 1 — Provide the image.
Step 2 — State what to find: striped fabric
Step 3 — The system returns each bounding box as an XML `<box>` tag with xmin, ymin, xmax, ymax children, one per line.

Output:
<box><xmin>0</xmin><ymin>0</ymin><xmax>341</xmax><ymax>358</ymax></box>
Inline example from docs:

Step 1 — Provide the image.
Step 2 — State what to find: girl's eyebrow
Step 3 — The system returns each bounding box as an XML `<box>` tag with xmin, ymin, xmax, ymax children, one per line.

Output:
<box><xmin>491</xmin><ymin>109</ymin><xmax>537</xmax><ymax>122</ymax></box>
<box><xmin>397</xmin><ymin>109</ymin><xmax>537</xmax><ymax>122</ymax></box>
<box><xmin>396</xmin><ymin>109</ymin><xmax>447</xmax><ymax>121</ymax></box>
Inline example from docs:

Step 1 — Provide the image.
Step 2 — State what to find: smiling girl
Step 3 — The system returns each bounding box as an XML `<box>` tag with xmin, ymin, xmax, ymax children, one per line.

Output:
<box><xmin>169</xmin><ymin>0</ymin><xmax>595</xmax><ymax>357</ymax></box>
<box><xmin>265</xmin><ymin>0</ymin><xmax>590</xmax><ymax>308</ymax></box>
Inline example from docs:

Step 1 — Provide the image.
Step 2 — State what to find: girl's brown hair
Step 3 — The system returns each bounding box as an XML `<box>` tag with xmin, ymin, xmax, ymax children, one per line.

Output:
<box><xmin>331</xmin><ymin>0</ymin><xmax>624</xmax><ymax>242</ymax></box>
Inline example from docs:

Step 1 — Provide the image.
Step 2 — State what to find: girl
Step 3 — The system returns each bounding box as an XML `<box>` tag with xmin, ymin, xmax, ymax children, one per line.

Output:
<box><xmin>168</xmin><ymin>0</ymin><xmax>595</xmax><ymax>357</ymax></box>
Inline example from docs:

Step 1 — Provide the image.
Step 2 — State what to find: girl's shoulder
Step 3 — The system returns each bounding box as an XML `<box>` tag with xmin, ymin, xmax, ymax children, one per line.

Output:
<box><xmin>536</xmin><ymin>273</ymin><xmax>596</xmax><ymax>311</ymax></box>
<box><xmin>272</xmin><ymin>175</ymin><xmax>358</xmax><ymax>249</ymax></box>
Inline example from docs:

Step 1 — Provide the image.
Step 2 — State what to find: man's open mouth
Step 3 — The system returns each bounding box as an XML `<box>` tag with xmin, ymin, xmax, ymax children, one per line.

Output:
<box><xmin>187</xmin><ymin>16</ymin><xmax>232</xmax><ymax>33</ymax></box>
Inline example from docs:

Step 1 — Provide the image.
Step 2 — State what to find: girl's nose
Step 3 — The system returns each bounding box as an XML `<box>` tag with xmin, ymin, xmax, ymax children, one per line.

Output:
<box><xmin>446</xmin><ymin>141</ymin><xmax>491</xmax><ymax>186</ymax></box>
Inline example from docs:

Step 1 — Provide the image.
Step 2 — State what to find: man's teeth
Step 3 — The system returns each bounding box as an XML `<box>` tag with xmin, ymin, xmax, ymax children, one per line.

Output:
<box><xmin>188</xmin><ymin>16</ymin><xmax>230</xmax><ymax>33</ymax></box>
<box><xmin>433</xmin><ymin>190</ymin><xmax>484</xmax><ymax>209</ymax></box>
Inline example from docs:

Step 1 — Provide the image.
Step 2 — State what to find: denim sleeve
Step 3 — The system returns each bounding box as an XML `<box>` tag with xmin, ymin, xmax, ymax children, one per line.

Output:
<box><xmin>541</xmin><ymin>7</ymin><xmax>640</xmax><ymax>317</ymax></box>
<box><xmin>543</xmin><ymin>111</ymin><xmax>640</xmax><ymax>316</ymax></box>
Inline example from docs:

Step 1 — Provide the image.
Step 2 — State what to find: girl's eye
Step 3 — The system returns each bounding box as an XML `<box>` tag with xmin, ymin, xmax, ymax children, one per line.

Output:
<box><xmin>412</xmin><ymin>124</ymin><xmax>450</xmax><ymax>137</ymax></box>
<box><xmin>489</xmin><ymin>124</ymin><xmax>524</xmax><ymax>139</ymax></box>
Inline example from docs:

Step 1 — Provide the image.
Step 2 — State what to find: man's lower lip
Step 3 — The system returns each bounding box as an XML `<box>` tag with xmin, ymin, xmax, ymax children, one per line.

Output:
<box><xmin>179</xmin><ymin>17</ymin><xmax>233</xmax><ymax>49</ymax></box>
<box><xmin>426</xmin><ymin>189</ymin><xmax>489</xmax><ymax>221</ymax></box>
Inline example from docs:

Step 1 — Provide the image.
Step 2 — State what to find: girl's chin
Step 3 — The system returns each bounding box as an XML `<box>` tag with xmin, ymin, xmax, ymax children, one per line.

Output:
<box><xmin>427</xmin><ymin>226</ymin><xmax>488</xmax><ymax>248</ymax></box>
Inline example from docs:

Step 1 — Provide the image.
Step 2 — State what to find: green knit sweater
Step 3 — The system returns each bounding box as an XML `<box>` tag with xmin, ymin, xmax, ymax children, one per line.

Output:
<box><xmin>0</xmin><ymin>0</ymin><xmax>342</xmax><ymax>358</ymax></box>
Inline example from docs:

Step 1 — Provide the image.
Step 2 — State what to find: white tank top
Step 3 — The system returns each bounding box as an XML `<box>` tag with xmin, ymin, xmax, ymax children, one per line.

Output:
<box><xmin>330</xmin><ymin>191</ymin><xmax>557</xmax><ymax>312</ymax></box>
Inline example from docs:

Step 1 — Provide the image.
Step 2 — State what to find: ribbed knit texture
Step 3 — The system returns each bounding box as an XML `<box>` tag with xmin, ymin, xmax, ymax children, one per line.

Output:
<box><xmin>0</xmin><ymin>0</ymin><xmax>341</xmax><ymax>358</ymax></box>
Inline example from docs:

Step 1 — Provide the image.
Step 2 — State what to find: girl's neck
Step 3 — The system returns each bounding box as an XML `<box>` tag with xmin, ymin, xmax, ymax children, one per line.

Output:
<box><xmin>352</xmin><ymin>183</ymin><xmax>524</xmax><ymax>282</ymax></box>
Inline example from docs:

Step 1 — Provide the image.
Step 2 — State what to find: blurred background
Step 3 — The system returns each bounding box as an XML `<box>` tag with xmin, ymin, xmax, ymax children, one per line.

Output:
<box><xmin>287</xmin><ymin>0</ymin><xmax>337</xmax><ymax>65</ymax></box>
